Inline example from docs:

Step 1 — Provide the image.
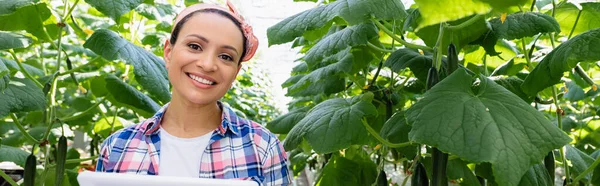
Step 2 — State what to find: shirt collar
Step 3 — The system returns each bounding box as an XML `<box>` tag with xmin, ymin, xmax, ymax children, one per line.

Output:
<box><xmin>143</xmin><ymin>101</ymin><xmax>242</xmax><ymax>137</ymax></box>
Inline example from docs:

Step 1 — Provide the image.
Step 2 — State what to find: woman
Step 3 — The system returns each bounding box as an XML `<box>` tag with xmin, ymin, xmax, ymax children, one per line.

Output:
<box><xmin>95</xmin><ymin>1</ymin><xmax>291</xmax><ymax>185</ymax></box>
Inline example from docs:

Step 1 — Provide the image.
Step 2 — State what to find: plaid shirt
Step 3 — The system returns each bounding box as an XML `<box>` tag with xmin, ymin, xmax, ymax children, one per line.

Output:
<box><xmin>96</xmin><ymin>102</ymin><xmax>292</xmax><ymax>186</ymax></box>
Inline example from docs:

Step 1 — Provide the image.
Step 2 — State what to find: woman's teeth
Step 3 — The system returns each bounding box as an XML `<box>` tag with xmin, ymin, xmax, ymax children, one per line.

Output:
<box><xmin>188</xmin><ymin>73</ymin><xmax>215</xmax><ymax>85</ymax></box>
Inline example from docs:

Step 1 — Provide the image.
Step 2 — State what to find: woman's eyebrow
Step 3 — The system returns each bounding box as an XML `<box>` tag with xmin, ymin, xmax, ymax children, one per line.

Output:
<box><xmin>186</xmin><ymin>34</ymin><xmax>209</xmax><ymax>43</ymax></box>
<box><xmin>222</xmin><ymin>45</ymin><xmax>239</xmax><ymax>55</ymax></box>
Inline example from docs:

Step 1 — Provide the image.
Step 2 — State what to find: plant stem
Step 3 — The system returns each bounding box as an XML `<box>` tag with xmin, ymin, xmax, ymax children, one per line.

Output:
<box><xmin>552</xmin><ymin>86</ymin><xmax>570</xmax><ymax>185</ymax></box>
<box><xmin>446</xmin><ymin>15</ymin><xmax>483</xmax><ymax>30</ymax></box>
<box><xmin>371</xmin><ymin>18</ymin><xmax>433</xmax><ymax>51</ymax></box>
<box><xmin>47</xmin><ymin>156</ymin><xmax>99</xmax><ymax>168</ymax></box>
<box><xmin>433</xmin><ymin>23</ymin><xmax>445</xmax><ymax>70</ymax></box>
<box><xmin>568</xmin><ymin>10</ymin><xmax>582</xmax><ymax>39</ymax></box>
<box><xmin>572</xmin><ymin>154</ymin><xmax>600</xmax><ymax>183</ymax></box>
<box><xmin>62</xmin><ymin>0</ymin><xmax>80</xmax><ymax>21</ymax></box>
<box><xmin>8</xmin><ymin>50</ymin><xmax>43</xmax><ymax>88</ymax></box>
<box><xmin>361</xmin><ymin>119</ymin><xmax>412</xmax><ymax>148</ymax></box>
<box><xmin>367</xmin><ymin>42</ymin><xmax>394</xmax><ymax>53</ymax></box>
<box><xmin>574</xmin><ymin>65</ymin><xmax>595</xmax><ymax>86</ymax></box>
<box><xmin>60</xmin><ymin>97</ymin><xmax>106</xmax><ymax>122</ymax></box>
<box><xmin>483</xmin><ymin>55</ymin><xmax>488</xmax><ymax>76</ymax></box>
<box><xmin>521</xmin><ymin>39</ymin><xmax>531</xmax><ymax>67</ymax></box>
<box><xmin>370</xmin><ymin>59</ymin><xmax>384</xmax><ymax>86</ymax></box>
<box><xmin>0</xmin><ymin>170</ymin><xmax>19</xmax><ymax>186</ymax></box>
<box><xmin>9</xmin><ymin>114</ymin><xmax>40</xmax><ymax>144</ymax></box>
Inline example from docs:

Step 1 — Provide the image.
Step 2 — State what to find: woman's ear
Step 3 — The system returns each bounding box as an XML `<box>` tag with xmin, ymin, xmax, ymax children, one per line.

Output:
<box><xmin>163</xmin><ymin>40</ymin><xmax>172</xmax><ymax>69</ymax></box>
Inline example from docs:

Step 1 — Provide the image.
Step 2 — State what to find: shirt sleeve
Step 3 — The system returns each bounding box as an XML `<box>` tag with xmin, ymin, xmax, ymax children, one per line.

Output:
<box><xmin>95</xmin><ymin>135</ymin><xmax>114</xmax><ymax>172</ymax></box>
<box><xmin>261</xmin><ymin>137</ymin><xmax>292</xmax><ymax>186</ymax></box>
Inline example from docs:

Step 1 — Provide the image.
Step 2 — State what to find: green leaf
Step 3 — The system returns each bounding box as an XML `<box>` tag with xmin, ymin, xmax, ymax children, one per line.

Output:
<box><xmin>84</xmin><ymin>29</ymin><xmax>171</xmax><ymax>103</ymax></box>
<box><xmin>283</xmin><ymin>93</ymin><xmax>377</xmax><ymax>153</ymax></box>
<box><xmin>0</xmin><ymin>2</ymin><xmax>52</xmax><ymax>41</ymax></box>
<box><xmin>492</xmin><ymin>77</ymin><xmax>533</xmax><ymax>103</ymax></box>
<box><xmin>304</xmin><ymin>23</ymin><xmax>378</xmax><ymax>66</ymax></box>
<box><xmin>522</xmin><ymin>28</ymin><xmax>600</xmax><ymax>96</ymax></box>
<box><xmin>0</xmin><ymin>78</ymin><xmax>45</xmax><ymax>118</ymax></box>
<box><xmin>316</xmin><ymin>155</ymin><xmax>377</xmax><ymax>186</ymax></box>
<box><xmin>554</xmin><ymin>2</ymin><xmax>600</xmax><ymax>37</ymax></box>
<box><xmin>0</xmin><ymin>0</ymin><xmax>38</xmax><ymax>15</ymax></box>
<box><xmin>267</xmin><ymin>0</ymin><xmax>406</xmax><ymax>46</ymax></box>
<box><xmin>379</xmin><ymin>111</ymin><xmax>418</xmax><ymax>159</ymax></box>
<box><xmin>266</xmin><ymin>107</ymin><xmax>309</xmax><ymax>134</ymax></box>
<box><xmin>1</xmin><ymin>57</ymin><xmax>44</xmax><ymax>77</ymax></box>
<box><xmin>93</xmin><ymin>116</ymin><xmax>126</xmax><ymax>138</ymax></box>
<box><xmin>446</xmin><ymin>159</ymin><xmax>481</xmax><ymax>186</ymax></box>
<box><xmin>416</xmin><ymin>14</ymin><xmax>488</xmax><ymax>52</ymax></box>
<box><xmin>491</xmin><ymin>58</ymin><xmax>526</xmax><ymax>76</ymax></box>
<box><xmin>104</xmin><ymin>74</ymin><xmax>160</xmax><ymax>117</ymax></box>
<box><xmin>414</xmin><ymin>0</ymin><xmax>490</xmax><ymax>29</ymax></box>
<box><xmin>406</xmin><ymin>68</ymin><xmax>571</xmax><ymax>186</ymax></box>
<box><xmin>564</xmin><ymin>81</ymin><xmax>585</xmax><ymax>101</ymax></box>
<box><xmin>566</xmin><ymin>145</ymin><xmax>594</xmax><ymax>182</ymax></box>
<box><xmin>0</xmin><ymin>31</ymin><xmax>32</xmax><ymax>50</ymax></box>
<box><xmin>384</xmin><ymin>48</ymin><xmax>433</xmax><ymax>82</ymax></box>
<box><xmin>0</xmin><ymin>145</ymin><xmax>29</xmax><ymax>167</ymax></box>
<box><xmin>0</xmin><ymin>61</ymin><xmax>8</xmax><ymax>91</ymax></box>
<box><xmin>518</xmin><ymin>164</ymin><xmax>553</xmax><ymax>186</ymax></box>
<box><xmin>489</xmin><ymin>12</ymin><xmax>560</xmax><ymax>40</ymax></box>
<box><xmin>84</xmin><ymin>0</ymin><xmax>143</xmax><ymax>22</ymax></box>
<box><xmin>135</xmin><ymin>3</ymin><xmax>174</xmax><ymax>20</ymax></box>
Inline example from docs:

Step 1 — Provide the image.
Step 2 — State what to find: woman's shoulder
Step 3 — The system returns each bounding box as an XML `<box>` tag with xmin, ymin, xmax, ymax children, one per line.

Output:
<box><xmin>99</xmin><ymin>117</ymin><xmax>159</xmax><ymax>147</ymax></box>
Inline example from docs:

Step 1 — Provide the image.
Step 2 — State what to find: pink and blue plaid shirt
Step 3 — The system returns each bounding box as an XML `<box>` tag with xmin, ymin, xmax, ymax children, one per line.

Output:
<box><xmin>96</xmin><ymin>102</ymin><xmax>292</xmax><ymax>185</ymax></box>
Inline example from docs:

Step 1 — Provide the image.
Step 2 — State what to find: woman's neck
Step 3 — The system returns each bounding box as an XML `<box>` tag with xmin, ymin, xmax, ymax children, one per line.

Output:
<box><xmin>161</xmin><ymin>94</ymin><xmax>222</xmax><ymax>138</ymax></box>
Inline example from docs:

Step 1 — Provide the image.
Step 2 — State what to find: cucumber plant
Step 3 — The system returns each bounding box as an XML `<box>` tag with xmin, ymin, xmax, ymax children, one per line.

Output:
<box><xmin>0</xmin><ymin>0</ymin><xmax>279</xmax><ymax>185</ymax></box>
<box><xmin>266</xmin><ymin>0</ymin><xmax>600</xmax><ymax>185</ymax></box>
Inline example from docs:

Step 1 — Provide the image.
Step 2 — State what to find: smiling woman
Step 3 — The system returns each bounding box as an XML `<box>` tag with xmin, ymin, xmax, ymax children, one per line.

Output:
<box><xmin>94</xmin><ymin>1</ymin><xmax>291</xmax><ymax>185</ymax></box>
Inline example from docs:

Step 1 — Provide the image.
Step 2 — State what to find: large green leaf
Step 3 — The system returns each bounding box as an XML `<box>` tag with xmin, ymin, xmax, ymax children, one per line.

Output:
<box><xmin>406</xmin><ymin>68</ymin><xmax>571</xmax><ymax>186</ymax></box>
<box><xmin>316</xmin><ymin>155</ymin><xmax>377</xmax><ymax>186</ymax></box>
<box><xmin>384</xmin><ymin>48</ymin><xmax>433</xmax><ymax>82</ymax></box>
<box><xmin>266</xmin><ymin>107</ymin><xmax>309</xmax><ymax>134</ymax></box>
<box><xmin>283</xmin><ymin>93</ymin><xmax>377</xmax><ymax>153</ymax></box>
<box><xmin>0</xmin><ymin>78</ymin><xmax>45</xmax><ymax>118</ymax></box>
<box><xmin>0</xmin><ymin>145</ymin><xmax>29</xmax><ymax>167</ymax></box>
<box><xmin>0</xmin><ymin>31</ymin><xmax>32</xmax><ymax>50</ymax></box>
<box><xmin>84</xmin><ymin>29</ymin><xmax>171</xmax><ymax>103</ymax></box>
<box><xmin>267</xmin><ymin>0</ymin><xmax>406</xmax><ymax>46</ymax></box>
<box><xmin>489</xmin><ymin>12</ymin><xmax>560</xmax><ymax>40</ymax></box>
<box><xmin>518</xmin><ymin>164</ymin><xmax>553</xmax><ymax>186</ymax></box>
<box><xmin>416</xmin><ymin>14</ymin><xmax>488</xmax><ymax>52</ymax></box>
<box><xmin>554</xmin><ymin>2</ymin><xmax>600</xmax><ymax>37</ymax></box>
<box><xmin>0</xmin><ymin>2</ymin><xmax>52</xmax><ymax>41</ymax></box>
<box><xmin>522</xmin><ymin>28</ymin><xmax>600</xmax><ymax>96</ymax></box>
<box><xmin>304</xmin><ymin>23</ymin><xmax>378</xmax><ymax>66</ymax></box>
<box><xmin>104</xmin><ymin>74</ymin><xmax>160</xmax><ymax>117</ymax></box>
<box><xmin>566</xmin><ymin>145</ymin><xmax>594</xmax><ymax>182</ymax></box>
<box><xmin>84</xmin><ymin>0</ymin><xmax>143</xmax><ymax>22</ymax></box>
<box><xmin>414</xmin><ymin>0</ymin><xmax>490</xmax><ymax>29</ymax></box>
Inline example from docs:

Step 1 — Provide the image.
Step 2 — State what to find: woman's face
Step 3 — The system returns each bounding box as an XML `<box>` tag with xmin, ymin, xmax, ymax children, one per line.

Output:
<box><xmin>164</xmin><ymin>12</ymin><xmax>244</xmax><ymax>106</ymax></box>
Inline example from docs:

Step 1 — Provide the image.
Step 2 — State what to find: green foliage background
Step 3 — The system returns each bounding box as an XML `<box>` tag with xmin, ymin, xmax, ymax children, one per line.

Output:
<box><xmin>265</xmin><ymin>0</ymin><xmax>600</xmax><ymax>186</ymax></box>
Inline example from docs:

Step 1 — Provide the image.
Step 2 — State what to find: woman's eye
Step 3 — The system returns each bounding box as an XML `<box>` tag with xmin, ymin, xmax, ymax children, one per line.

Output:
<box><xmin>187</xmin><ymin>43</ymin><xmax>202</xmax><ymax>50</ymax></box>
<box><xmin>219</xmin><ymin>54</ymin><xmax>234</xmax><ymax>61</ymax></box>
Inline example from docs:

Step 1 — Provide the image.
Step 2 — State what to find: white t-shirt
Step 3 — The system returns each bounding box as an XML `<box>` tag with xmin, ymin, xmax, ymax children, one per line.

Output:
<box><xmin>158</xmin><ymin>128</ymin><xmax>212</xmax><ymax>177</ymax></box>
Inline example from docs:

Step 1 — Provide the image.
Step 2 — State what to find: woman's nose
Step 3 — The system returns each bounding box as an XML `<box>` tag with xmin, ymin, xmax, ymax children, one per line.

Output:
<box><xmin>195</xmin><ymin>53</ymin><xmax>218</xmax><ymax>72</ymax></box>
